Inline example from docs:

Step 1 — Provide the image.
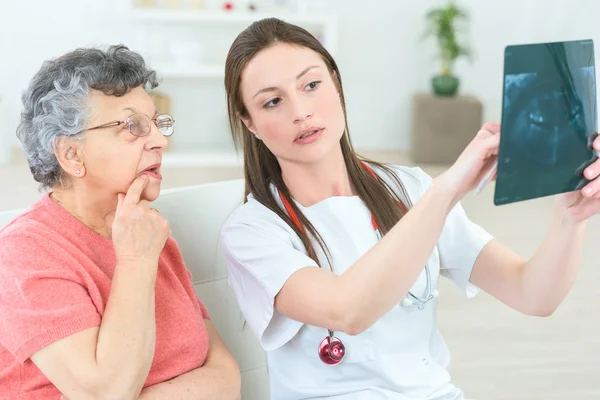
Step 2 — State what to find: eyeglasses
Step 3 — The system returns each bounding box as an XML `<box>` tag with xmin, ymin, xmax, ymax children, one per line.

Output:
<box><xmin>74</xmin><ymin>113</ymin><xmax>175</xmax><ymax>137</ymax></box>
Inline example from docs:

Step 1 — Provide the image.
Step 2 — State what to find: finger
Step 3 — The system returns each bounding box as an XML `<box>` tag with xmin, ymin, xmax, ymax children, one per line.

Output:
<box><xmin>575</xmin><ymin>159</ymin><xmax>594</xmax><ymax>177</ymax></box>
<box><xmin>481</xmin><ymin>122</ymin><xmax>500</xmax><ymax>135</ymax></box>
<box><xmin>116</xmin><ymin>193</ymin><xmax>125</xmax><ymax>211</ymax></box>
<box><xmin>138</xmin><ymin>200</ymin><xmax>152</xmax><ymax>209</ymax></box>
<box><xmin>583</xmin><ymin>158</ymin><xmax>600</xmax><ymax>180</ymax></box>
<box><xmin>581</xmin><ymin>180</ymin><xmax>600</xmax><ymax>197</ymax></box>
<box><xmin>478</xmin><ymin>130</ymin><xmax>501</xmax><ymax>155</ymax></box>
<box><xmin>117</xmin><ymin>193</ymin><xmax>125</xmax><ymax>208</ymax></box>
<box><xmin>476</xmin><ymin>126</ymin><xmax>500</xmax><ymax>141</ymax></box>
<box><xmin>577</xmin><ymin>200</ymin><xmax>600</xmax><ymax>219</ymax></box>
<box><xmin>568</xmin><ymin>193</ymin><xmax>585</xmax><ymax>208</ymax></box>
<box><xmin>591</xmin><ymin>132</ymin><xmax>600</xmax><ymax>151</ymax></box>
<box><xmin>123</xmin><ymin>175</ymin><xmax>149</xmax><ymax>206</ymax></box>
<box><xmin>477</xmin><ymin>128</ymin><xmax>494</xmax><ymax>137</ymax></box>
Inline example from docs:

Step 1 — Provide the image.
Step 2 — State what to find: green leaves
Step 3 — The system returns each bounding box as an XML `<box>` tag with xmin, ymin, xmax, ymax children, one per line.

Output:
<box><xmin>423</xmin><ymin>0</ymin><xmax>470</xmax><ymax>76</ymax></box>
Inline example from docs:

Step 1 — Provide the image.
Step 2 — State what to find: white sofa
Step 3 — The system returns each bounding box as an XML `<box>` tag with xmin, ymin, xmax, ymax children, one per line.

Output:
<box><xmin>0</xmin><ymin>179</ymin><xmax>270</xmax><ymax>399</ymax></box>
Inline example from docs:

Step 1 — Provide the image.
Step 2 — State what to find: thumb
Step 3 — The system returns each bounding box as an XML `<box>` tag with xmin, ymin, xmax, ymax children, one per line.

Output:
<box><xmin>479</xmin><ymin>130</ymin><xmax>501</xmax><ymax>155</ymax></box>
<box><xmin>482</xmin><ymin>122</ymin><xmax>501</xmax><ymax>135</ymax></box>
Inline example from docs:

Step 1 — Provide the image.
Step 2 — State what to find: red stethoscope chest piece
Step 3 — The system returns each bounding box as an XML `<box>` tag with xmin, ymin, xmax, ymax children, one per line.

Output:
<box><xmin>318</xmin><ymin>334</ymin><xmax>346</xmax><ymax>365</ymax></box>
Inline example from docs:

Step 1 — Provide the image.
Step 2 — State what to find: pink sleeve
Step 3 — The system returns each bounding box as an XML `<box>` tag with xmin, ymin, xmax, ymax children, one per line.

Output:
<box><xmin>0</xmin><ymin>234</ymin><xmax>101</xmax><ymax>363</ymax></box>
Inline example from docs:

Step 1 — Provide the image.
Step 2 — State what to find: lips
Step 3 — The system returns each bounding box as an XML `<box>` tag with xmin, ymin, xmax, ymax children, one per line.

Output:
<box><xmin>294</xmin><ymin>127</ymin><xmax>324</xmax><ymax>143</ymax></box>
<box><xmin>140</xmin><ymin>163</ymin><xmax>162</xmax><ymax>180</ymax></box>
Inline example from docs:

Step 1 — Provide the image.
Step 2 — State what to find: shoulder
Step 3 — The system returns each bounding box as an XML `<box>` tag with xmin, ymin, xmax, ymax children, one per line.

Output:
<box><xmin>387</xmin><ymin>164</ymin><xmax>432</xmax><ymax>187</ymax></box>
<box><xmin>0</xmin><ymin>195</ymin><xmax>68</xmax><ymax>243</ymax></box>
<box><xmin>0</xmin><ymin>205</ymin><xmax>58</xmax><ymax>255</ymax></box>
<box><xmin>221</xmin><ymin>190</ymin><xmax>294</xmax><ymax>238</ymax></box>
<box><xmin>0</xmin><ymin>199</ymin><xmax>88</xmax><ymax>281</ymax></box>
<box><xmin>367</xmin><ymin>162</ymin><xmax>434</xmax><ymax>202</ymax></box>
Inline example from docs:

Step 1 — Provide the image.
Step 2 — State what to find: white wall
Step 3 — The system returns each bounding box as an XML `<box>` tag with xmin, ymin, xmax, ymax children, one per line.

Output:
<box><xmin>0</xmin><ymin>0</ymin><xmax>135</xmax><ymax>151</ymax></box>
<box><xmin>334</xmin><ymin>0</ymin><xmax>600</xmax><ymax>149</ymax></box>
<box><xmin>1</xmin><ymin>0</ymin><xmax>600</xmax><ymax>156</ymax></box>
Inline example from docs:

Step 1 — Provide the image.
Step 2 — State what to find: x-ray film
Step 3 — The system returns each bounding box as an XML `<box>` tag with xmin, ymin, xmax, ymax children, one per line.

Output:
<box><xmin>494</xmin><ymin>39</ymin><xmax>598</xmax><ymax>205</ymax></box>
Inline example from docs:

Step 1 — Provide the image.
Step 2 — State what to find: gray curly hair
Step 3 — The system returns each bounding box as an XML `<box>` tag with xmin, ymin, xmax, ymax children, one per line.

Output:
<box><xmin>16</xmin><ymin>45</ymin><xmax>159</xmax><ymax>190</ymax></box>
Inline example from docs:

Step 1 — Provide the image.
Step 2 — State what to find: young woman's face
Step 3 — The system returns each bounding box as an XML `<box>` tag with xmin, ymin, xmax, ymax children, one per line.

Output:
<box><xmin>240</xmin><ymin>43</ymin><xmax>346</xmax><ymax>165</ymax></box>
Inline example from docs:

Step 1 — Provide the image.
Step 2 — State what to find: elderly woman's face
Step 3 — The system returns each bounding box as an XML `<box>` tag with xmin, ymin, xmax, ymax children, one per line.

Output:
<box><xmin>81</xmin><ymin>86</ymin><xmax>168</xmax><ymax>202</ymax></box>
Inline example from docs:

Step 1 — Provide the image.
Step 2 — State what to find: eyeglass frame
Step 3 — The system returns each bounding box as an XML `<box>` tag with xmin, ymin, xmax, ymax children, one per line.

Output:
<box><xmin>73</xmin><ymin>113</ymin><xmax>175</xmax><ymax>137</ymax></box>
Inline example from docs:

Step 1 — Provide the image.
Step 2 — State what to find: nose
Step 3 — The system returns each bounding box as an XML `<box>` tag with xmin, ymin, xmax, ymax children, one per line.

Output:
<box><xmin>144</xmin><ymin>121</ymin><xmax>169</xmax><ymax>152</ymax></box>
<box><xmin>290</xmin><ymin>92</ymin><xmax>313</xmax><ymax>124</ymax></box>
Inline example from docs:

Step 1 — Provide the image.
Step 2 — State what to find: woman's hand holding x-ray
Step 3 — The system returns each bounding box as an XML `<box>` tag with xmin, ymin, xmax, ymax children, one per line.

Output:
<box><xmin>436</xmin><ymin>122</ymin><xmax>501</xmax><ymax>202</ymax></box>
<box><xmin>556</xmin><ymin>133</ymin><xmax>600</xmax><ymax>222</ymax></box>
<box><xmin>438</xmin><ymin>120</ymin><xmax>600</xmax><ymax>223</ymax></box>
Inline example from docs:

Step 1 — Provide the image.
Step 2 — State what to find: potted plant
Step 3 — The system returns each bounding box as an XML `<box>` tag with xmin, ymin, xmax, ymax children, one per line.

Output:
<box><xmin>424</xmin><ymin>0</ymin><xmax>470</xmax><ymax>96</ymax></box>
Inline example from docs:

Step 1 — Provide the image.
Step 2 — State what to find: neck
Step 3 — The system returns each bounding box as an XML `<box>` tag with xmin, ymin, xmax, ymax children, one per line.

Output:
<box><xmin>280</xmin><ymin>144</ymin><xmax>354</xmax><ymax>207</ymax></box>
<box><xmin>50</xmin><ymin>186</ymin><xmax>117</xmax><ymax>239</ymax></box>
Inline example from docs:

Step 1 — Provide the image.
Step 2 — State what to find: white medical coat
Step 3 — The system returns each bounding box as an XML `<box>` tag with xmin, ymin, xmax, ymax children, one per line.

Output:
<box><xmin>221</xmin><ymin>165</ymin><xmax>493</xmax><ymax>399</ymax></box>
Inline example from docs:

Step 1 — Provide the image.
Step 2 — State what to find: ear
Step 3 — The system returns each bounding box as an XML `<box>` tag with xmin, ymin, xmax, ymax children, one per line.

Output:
<box><xmin>239</xmin><ymin>114</ymin><xmax>261</xmax><ymax>140</ymax></box>
<box><xmin>55</xmin><ymin>136</ymin><xmax>86</xmax><ymax>178</ymax></box>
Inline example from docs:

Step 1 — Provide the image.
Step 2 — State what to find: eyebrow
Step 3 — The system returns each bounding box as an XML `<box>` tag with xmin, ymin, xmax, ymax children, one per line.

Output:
<box><xmin>122</xmin><ymin>106</ymin><xmax>159</xmax><ymax>116</ymax></box>
<box><xmin>123</xmin><ymin>106</ymin><xmax>138</xmax><ymax>114</ymax></box>
<box><xmin>252</xmin><ymin>65</ymin><xmax>321</xmax><ymax>99</ymax></box>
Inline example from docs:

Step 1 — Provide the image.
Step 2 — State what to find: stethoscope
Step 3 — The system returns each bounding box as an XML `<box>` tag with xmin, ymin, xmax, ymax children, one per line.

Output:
<box><xmin>277</xmin><ymin>161</ymin><xmax>437</xmax><ymax>365</ymax></box>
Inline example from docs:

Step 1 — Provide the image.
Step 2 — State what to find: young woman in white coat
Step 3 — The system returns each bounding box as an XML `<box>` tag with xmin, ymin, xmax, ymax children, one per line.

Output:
<box><xmin>219</xmin><ymin>18</ymin><xmax>600</xmax><ymax>400</ymax></box>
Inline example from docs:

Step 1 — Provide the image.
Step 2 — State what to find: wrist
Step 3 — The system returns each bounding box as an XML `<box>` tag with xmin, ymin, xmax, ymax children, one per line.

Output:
<box><xmin>116</xmin><ymin>255</ymin><xmax>160</xmax><ymax>269</ymax></box>
<box><xmin>430</xmin><ymin>173</ymin><xmax>461</xmax><ymax>212</ymax></box>
<box><xmin>552</xmin><ymin>201</ymin><xmax>588</xmax><ymax>229</ymax></box>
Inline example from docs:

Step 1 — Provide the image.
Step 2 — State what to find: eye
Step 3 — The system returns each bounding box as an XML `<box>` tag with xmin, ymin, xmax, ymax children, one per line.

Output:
<box><xmin>263</xmin><ymin>97</ymin><xmax>281</xmax><ymax>109</ymax></box>
<box><xmin>155</xmin><ymin>114</ymin><xmax>175</xmax><ymax>137</ymax></box>
<box><xmin>305</xmin><ymin>81</ymin><xmax>321</xmax><ymax>91</ymax></box>
<box><xmin>127</xmin><ymin>114</ymin><xmax>151</xmax><ymax>137</ymax></box>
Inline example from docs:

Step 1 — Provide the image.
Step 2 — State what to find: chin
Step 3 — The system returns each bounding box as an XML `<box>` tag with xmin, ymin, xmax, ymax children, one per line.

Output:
<box><xmin>141</xmin><ymin>184</ymin><xmax>162</xmax><ymax>202</ymax></box>
<box><xmin>302</xmin><ymin>140</ymin><xmax>341</xmax><ymax>163</ymax></box>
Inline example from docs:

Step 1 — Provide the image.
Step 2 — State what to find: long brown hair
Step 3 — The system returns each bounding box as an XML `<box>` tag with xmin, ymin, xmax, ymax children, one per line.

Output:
<box><xmin>224</xmin><ymin>17</ymin><xmax>411</xmax><ymax>268</ymax></box>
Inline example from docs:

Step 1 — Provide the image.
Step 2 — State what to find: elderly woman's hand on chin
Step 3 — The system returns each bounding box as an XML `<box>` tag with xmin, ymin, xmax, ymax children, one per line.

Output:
<box><xmin>0</xmin><ymin>45</ymin><xmax>240</xmax><ymax>400</ymax></box>
<box><xmin>111</xmin><ymin>174</ymin><xmax>171</xmax><ymax>263</ymax></box>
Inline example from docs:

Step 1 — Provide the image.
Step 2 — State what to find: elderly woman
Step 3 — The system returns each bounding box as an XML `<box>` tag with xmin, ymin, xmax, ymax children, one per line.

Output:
<box><xmin>0</xmin><ymin>45</ymin><xmax>241</xmax><ymax>400</ymax></box>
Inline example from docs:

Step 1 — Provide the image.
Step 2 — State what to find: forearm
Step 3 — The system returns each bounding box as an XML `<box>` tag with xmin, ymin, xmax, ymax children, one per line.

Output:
<box><xmin>339</xmin><ymin>178</ymin><xmax>457</xmax><ymax>332</ymax></box>
<box><xmin>94</xmin><ymin>259</ymin><xmax>158</xmax><ymax>398</ymax></box>
<box><xmin>137</xmin><ymin>365</ymin><xmax>241</xmax><ymax>400</ymax></box>
<box><xmin>521</xmin><ymin>206</ymin><xmax>586</xmax><ymax>315</ymax></box>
